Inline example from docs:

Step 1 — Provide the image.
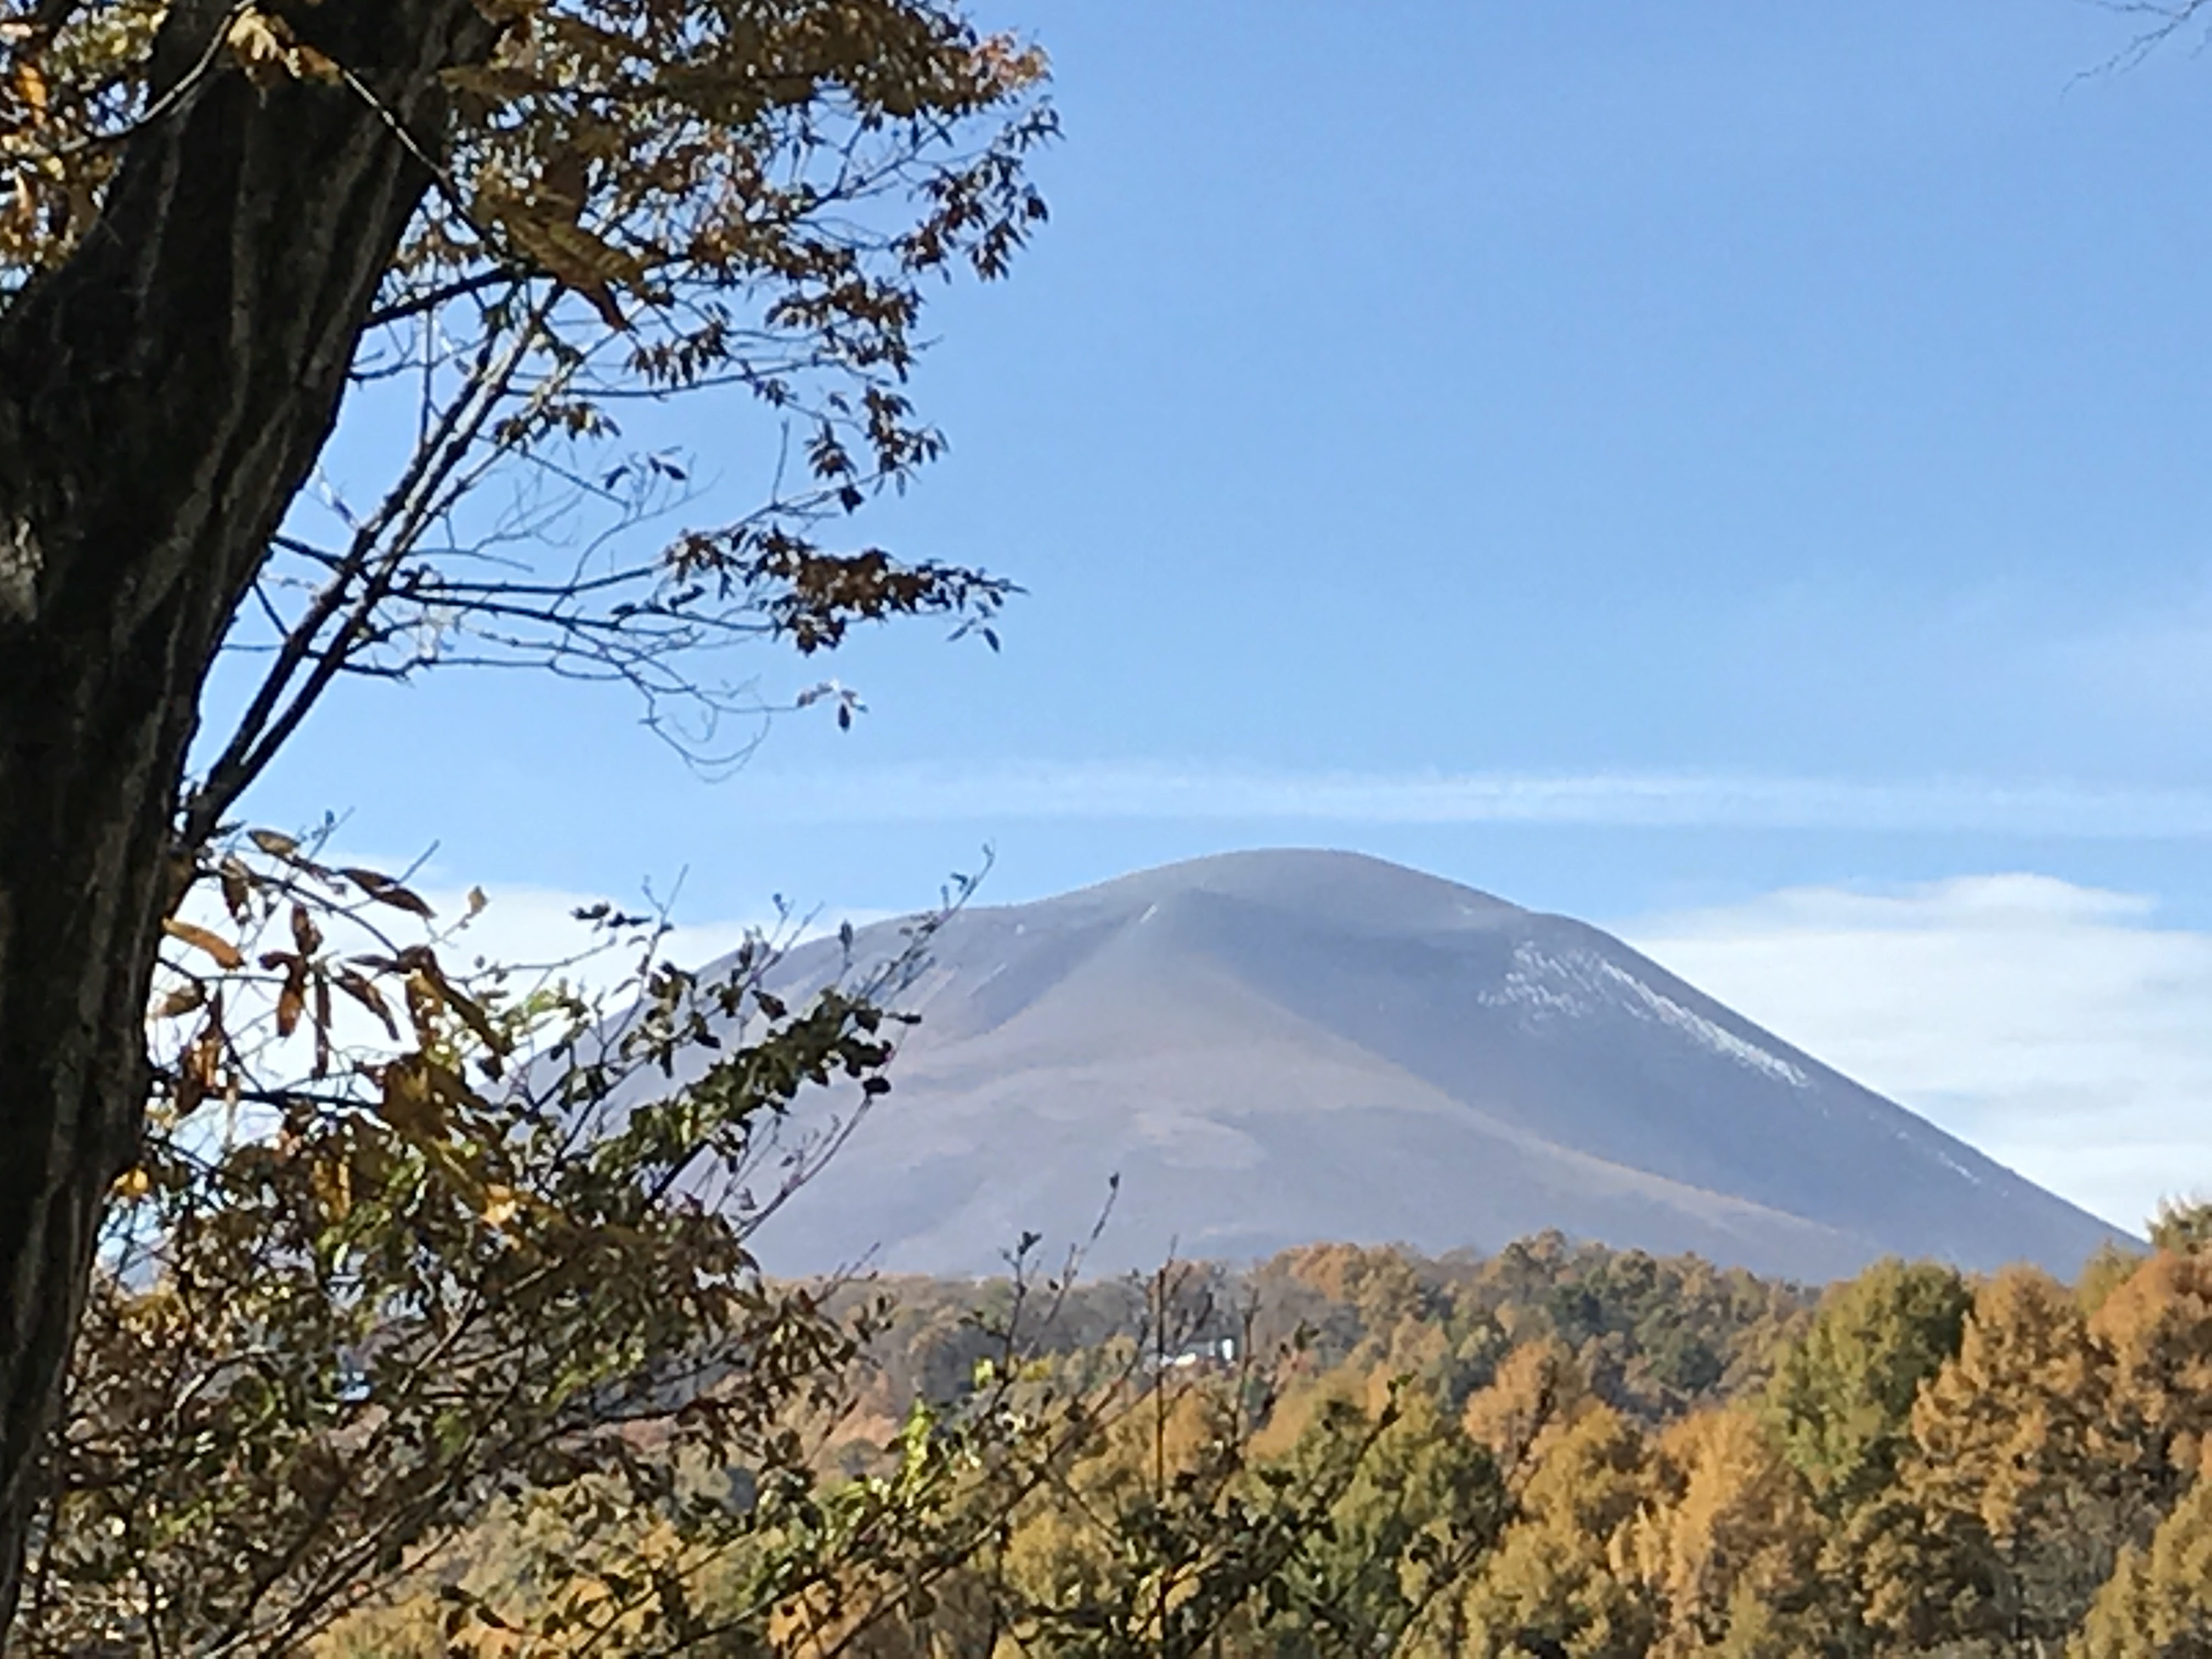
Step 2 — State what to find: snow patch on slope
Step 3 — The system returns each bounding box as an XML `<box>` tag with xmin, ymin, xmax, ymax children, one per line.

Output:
<box><xmin>1481</xmin><ymin>944</ymin><xmax>1812</xmax><ymax>1089</ymax></box>
<box><xmin>1592</xmin><ymin>957</ymin><xmax>1812</xmax><ymax>1089</ymax></box>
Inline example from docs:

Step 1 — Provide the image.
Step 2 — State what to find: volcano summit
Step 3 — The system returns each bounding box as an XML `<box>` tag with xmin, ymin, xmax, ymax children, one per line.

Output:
<box><xmin>735</xmin><ymin>849</ymin><xmax>2126</xmax><ymax>1282</ymax></box>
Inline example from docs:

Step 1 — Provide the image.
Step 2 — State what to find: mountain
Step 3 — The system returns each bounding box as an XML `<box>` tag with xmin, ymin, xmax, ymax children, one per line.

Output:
<box><xmin>730</xmin><ymin>849</ymin><xmax>2128</xmax><ymax>1282</ymax></box>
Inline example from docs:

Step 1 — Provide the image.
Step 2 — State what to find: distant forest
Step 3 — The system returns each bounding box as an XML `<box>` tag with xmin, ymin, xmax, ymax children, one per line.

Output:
<box><xmin>290</xmin><ymin>1221</ymin><xmax>2211</xmax><ymax>1657</ymax></box>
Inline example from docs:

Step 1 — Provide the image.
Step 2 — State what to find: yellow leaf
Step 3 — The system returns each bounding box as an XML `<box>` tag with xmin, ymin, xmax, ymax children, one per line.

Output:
<box><xmin>111</xmin><ymin>1167</ymin><xmax>151</xmax><ymax>1200</ymax></box>
<box><xmin>223</xmin><ymin>8</ymin><xmax>341</xmax><ymax>90</ymax></box>
<box><xmin>12</xmin><ymin>60</ymin><xmax>49</xmax><ymax>122</ymax></box>
<box><xmin>5</xmin><ymin>173</ymin><xmax>33</xmax><ymax>239</ymax></box>
<box><xmin>224</xmin><ymin>8</ymin><xmax>291</xmax><ymax>89</ymax></box>
<box><xmin>309</xmin><ymin>1154</ymin><xmax>353</xmax><ymax>1221</ymax></box>
<box><xmin>479</xmin><ymin>1184</ymin><xmax>521</xmax><ymax>1228</ymax></box>
<box><xmin>288</xmin><ymin>42</ymin><xmax>343</xmax><ymax>83</ymax></box>
<box><xmin>163</xmin><ymin>917</ymin><xmax>244</xmax><ymax>970</ymax></box>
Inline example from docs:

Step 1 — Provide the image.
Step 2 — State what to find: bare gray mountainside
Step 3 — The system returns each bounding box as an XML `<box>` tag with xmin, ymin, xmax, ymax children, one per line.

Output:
<box><xmin>731</xmin><ymin>849</ymin><xmax>2127</xmax><ymax>1282</ymax></box>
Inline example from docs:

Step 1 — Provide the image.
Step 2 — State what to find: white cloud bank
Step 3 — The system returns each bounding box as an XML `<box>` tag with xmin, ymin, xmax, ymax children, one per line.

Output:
<box><xmin>739</xmin><ymin>761</ymin><xmax>2212</xmax><ymax>837</ymax></box>
<box><xmin>1626</xmin><ymin>876</ymin><xmax>2212</xmax><ymax>1233</ymax></box>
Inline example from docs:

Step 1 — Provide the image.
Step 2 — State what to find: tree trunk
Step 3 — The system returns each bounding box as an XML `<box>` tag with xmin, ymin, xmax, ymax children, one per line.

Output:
<box><xmin>0</xmin><ymin>0</ymin><xmax>483</xmax><ymax>1627</ymax></box>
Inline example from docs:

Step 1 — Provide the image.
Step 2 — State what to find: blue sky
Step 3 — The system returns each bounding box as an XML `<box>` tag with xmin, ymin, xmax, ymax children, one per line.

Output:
<box><xmin>245</xmin><ymin>1</ymin><xmax>2212</xmax><ymax>1230</ymax></box>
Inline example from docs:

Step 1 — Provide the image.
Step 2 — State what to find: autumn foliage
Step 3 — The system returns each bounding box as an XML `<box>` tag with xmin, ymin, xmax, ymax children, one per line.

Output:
<box><xmin>37</xmin><ymin>1024</ymin><xmax>2212</xmax><ymax>1659</ymax></box>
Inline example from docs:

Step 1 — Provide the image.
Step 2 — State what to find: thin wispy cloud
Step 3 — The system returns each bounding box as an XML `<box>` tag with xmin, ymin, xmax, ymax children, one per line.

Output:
<box><xmin>1627</xmin><ymin>876</ymin><xmax>2212</xmax><ymax>1233</ymax></box>
<box><xmin>738</xmin><ymin>761</ymin><xmax>2212</xmax><ymax>837</ymax></box>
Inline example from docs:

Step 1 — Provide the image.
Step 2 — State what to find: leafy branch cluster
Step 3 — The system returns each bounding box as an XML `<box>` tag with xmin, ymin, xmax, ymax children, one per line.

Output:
<box><xmin>6</xmin><ymin>0</ymin><xmax>1046</xmax><ymax>845</ymax></box>
<box><xmin>27</xmin><ymin>825</ymin><xmax>974</xmax><ymax>1654</ymax></box>
<box><xmin>0</xmin><ymin>0</ymin><xmax>1070</xmax><ymax>1644</ymax></box>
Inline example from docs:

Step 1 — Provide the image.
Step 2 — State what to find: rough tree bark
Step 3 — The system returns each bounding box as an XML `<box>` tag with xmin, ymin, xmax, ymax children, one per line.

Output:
<box><xmin>0</xmin><ymin>0</ymin><xmax>486</xmax><ymax>1626</ymax></box>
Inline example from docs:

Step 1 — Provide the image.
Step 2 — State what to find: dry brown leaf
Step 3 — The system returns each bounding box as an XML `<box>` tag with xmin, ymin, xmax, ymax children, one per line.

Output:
<box><xmin>153</xmin><ymin>981</ymin><xmax>206</xmax><ymax>1020</ymax></box>
<box><xmin>275</xmin><ymin>968</ymin><xmax>306</xmax><ymax>1037</ymax></box>
<box><xmin>336</xmin><ymin>969</ymin><xmax>399</xmax><ymax>1039</ymax></box>
<box><xmin>488</xmin><ymin>195</ymin><xmax>641</xmax><ymax>330</ymax></box>
<box><xmin>163</xmin><ymin>917</ymin><xmax>245</xmax><ymax>970</ymax></box>
<box><xmin>341</xmin><ymin>866</ymin><xmax>436</xmax><ymax>917</ymax></box>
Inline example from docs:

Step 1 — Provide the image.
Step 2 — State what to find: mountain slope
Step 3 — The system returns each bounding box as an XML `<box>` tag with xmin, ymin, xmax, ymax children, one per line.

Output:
<box><xmin>735</xmin><ymin>849</ymin><xmax>2128</xmax><ymax>1282</ymax></box>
